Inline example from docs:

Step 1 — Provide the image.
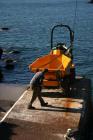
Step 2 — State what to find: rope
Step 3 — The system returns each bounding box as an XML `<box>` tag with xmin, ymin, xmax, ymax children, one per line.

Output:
<box><xmin>73</xmin><ymin>0</ymin><xmax>78</xmax><ymax>33</ymax></box>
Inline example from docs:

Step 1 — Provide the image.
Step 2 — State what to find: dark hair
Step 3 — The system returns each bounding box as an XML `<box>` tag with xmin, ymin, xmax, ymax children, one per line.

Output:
<box><xmin>44</xmin><ymin>69</ymin><xmax>48</xmax><ymax>73</ymax></box>
<box><xmin>36</xmin><ymin>69</ymin><xmax>39</xmax><ymax>72</ymax></box>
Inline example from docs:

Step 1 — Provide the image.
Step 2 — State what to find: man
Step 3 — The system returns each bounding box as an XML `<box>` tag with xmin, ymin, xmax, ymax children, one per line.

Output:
<box><xmin>28</xmin><ymin>69</ymin><xmax>48</xmax><ymax>109</ymax></box>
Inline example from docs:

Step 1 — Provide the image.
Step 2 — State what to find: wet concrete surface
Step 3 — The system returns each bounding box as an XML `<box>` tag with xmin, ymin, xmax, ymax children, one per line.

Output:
<box><xmin>0</xmin><ymin>77</ymin><xmax>93</xmax><ymax>140</ymax></box>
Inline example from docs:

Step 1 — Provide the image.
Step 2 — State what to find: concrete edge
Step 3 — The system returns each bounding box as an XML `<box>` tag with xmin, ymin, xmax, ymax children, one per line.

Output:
<box><xmin>0</xmin><ymin>90</ymin><xmax>27</xmax><ymax>124</ymax></box>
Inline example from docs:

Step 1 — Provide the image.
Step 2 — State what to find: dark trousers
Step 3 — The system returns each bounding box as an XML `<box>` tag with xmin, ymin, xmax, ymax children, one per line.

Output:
<box><xmin>30</xmin><ymin>86</ymin><xmax>45</xmax><ymax>105</ymax></box>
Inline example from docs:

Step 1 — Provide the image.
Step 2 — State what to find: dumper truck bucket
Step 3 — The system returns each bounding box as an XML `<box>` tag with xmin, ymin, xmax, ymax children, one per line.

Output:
<box><xmin>29</xmin><ymin>53</ymin><xmax>71</xmax><ymax>73</ymax></box>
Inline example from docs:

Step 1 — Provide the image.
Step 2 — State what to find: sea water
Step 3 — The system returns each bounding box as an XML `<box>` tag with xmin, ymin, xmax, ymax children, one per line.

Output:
<box><xmin>0</xmin><ymin>0</ymin><xmax>93</xmax><ymax>85</ymax></box>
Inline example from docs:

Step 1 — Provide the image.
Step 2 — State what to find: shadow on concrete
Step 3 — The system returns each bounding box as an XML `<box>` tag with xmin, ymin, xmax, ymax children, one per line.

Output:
<box><xmin>42</xmin><ymin>78</ymin><xmax>91</xmax><ymax>100</ymax></box>
<box><xmin>0</xmin><ymin>107</ymin><xmax>6</xmax><ymax>112</ymax></box>
<box><xmin>0</xmin><ymin>122</ymin><xmax>17</xmax><ymax>140</ymax></box>
<box><xmin>35</xmin><ymin>104</ymin><xmax>82</xmax><ymax>113</ymax></box>
<box><xmin>0</xmin><ymin>118</ymin><xmax>65</xmax><ymax>140</ymax></box>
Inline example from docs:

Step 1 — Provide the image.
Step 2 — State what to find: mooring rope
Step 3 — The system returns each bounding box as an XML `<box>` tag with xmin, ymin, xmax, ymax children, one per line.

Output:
<box><xmin>73</xmin><ymin>0</ymin><xmax>78</xmax><ymax>33</ymax></box>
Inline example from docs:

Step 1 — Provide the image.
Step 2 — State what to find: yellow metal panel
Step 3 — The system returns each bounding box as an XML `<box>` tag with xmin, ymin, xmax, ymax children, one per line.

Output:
<box><xmin>52</xmin><ymin>50</ymin><xmax>61</xmax><ymax>55</ymax></box>
<box><xmin>61</xmin><ymin>54</ymin><xmax>71</xmax><ymax>70</ymax></box>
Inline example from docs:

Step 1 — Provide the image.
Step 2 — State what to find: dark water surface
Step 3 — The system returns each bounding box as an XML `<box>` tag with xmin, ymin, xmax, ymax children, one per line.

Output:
<box><xmin>0</xmin><ymin>0</ymin><xmax>93</xmax><ymax>85</ymax></box>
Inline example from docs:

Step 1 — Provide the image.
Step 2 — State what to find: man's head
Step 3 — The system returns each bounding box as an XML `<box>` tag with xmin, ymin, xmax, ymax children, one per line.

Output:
<box><xmin>43</xmin><ymin>69</ymin><xmax>48</xmax><ymax>73</ymax></box>
<box><xmin>36</xmin><ymin>69</ymin><xmax>48</xmax><ymax>73</ymax></box>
